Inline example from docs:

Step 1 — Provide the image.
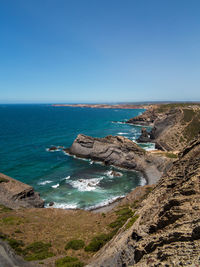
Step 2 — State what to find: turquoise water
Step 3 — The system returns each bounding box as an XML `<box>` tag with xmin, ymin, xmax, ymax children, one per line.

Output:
<box><xmin>0</xmin><ymin>105</ymin><xmax>153</xmax><ymax>209</ymax></box>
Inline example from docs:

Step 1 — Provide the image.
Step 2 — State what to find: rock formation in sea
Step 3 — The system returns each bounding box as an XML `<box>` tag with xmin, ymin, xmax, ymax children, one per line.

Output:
<box><xmin>65</xmin><ymin>134</ymin><xmax>172</xmax><ymax>184</ymax></box>
<box><xmin>136</xmin><ymin>128</ymin><xmax>151</xmax><ymax>143</ymax></box>
<box><xmin>87</xmin><ymin>134</ymin><xmax>200</xmax><ymax>267</ymax></box>
<box><xmin>0</xmin><ymin>173</ymin><xmax>44</xmax><ymax>209</ymax></box>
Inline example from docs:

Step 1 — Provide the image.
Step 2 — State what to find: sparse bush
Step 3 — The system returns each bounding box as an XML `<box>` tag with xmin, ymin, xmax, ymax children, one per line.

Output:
<box><xmin>109</xmin><ymin>207</ymin><xmax>134</xmax><ymax>230</ymax></box>
<box><xmin>1</xmin><ymin>216</ymin><xmax>23</xmax><ymax>225</ymax></box>
<box><xmin>0</xmin><ymin>204</ymin><xmax>13</xmax><ymax>213</ymax></box>
<box><xmin>65</xmin><ymin>239</ymin><xmax>85</xmax><ymax>250</ymax></box>
<box><xmin>125</xmin><ymin>215</ymin><xmax>139</xmax><ymax>230</ymax></box>
<box><xmin>84</xmin><ymin>231</ymin><xmax>116</xmax><ymax>252</ymax></box>
<box><xmin>165</xmin><ymin>152</ymin><xmax>178</xmax><ymax>159</ymax></box>
<box><xmin>55</xmin><ymin>256</ymin><xmax>84</xmax><ymax>267</ymax></box>
<box><xmin>23</xmin><ymin>241</ymin><xmax>54</xmax><ymax>261</ymax></box>
<box><xmin>7</xmin><ymin>238</ymin><xmax>24</xmax><ymax>254</ymax></box>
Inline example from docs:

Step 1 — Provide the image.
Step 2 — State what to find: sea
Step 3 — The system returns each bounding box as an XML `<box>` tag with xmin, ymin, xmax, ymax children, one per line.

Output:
<box><xmin>0</xmin><ymin>104</ymin><xmax>154</xmax><ymax>210</ymax></box>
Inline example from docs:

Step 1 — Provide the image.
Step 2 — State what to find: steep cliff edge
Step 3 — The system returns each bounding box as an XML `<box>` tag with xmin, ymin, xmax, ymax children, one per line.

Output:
<box><xmin>66</xmin><ymin>134</ymin><xmax>171</xmax><ymax>184</ymax></box>
<box><xmin>127</xmin><ymin>104</ymin><xmax>200</xmax><ymax>151</ymax></box>
<box><xmin>88</xmin><ymin>134</ymin><xmax>200</xmax><ymax>267</ymax></box>
<box><xmin>0</xmin><ymin>173</ymin><xmax>44</xmax><ymax>209</ymax></box>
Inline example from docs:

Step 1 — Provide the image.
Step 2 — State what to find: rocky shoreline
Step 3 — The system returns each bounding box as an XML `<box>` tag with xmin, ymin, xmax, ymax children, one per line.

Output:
<box><xmin>64</xmin><ymin>134</ymin><xmax>171</xmax><ymax>185</ymax></box>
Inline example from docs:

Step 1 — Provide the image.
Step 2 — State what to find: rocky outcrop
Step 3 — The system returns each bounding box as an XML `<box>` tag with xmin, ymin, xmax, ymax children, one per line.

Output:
<box><xmin>88</xmin><ymin>134</ymin><xmax>200</xmax><ymax>267</ymax></box>
<box><xmin>0</xmin><ymin>173</ymin><xmax>44</xmax><ymax>209</ymax></box>
<box><xmin>136</xmin><ymin>128</ymin><xmax>151</xmax><ymax>143</ymax></box>
<box><xmin>127</xmin><ymin>108</ymin><xmax>157</xmax><ymax>126</ymax></box>
<box><xmin>66</xmin><ymin>134</ymin><xmax>171</xmax><ymax>184</ymax></box>
<box><xmin>127</xmin><ymin>105</ymin><xmax>200</xmax><ymax>151</ymax></box>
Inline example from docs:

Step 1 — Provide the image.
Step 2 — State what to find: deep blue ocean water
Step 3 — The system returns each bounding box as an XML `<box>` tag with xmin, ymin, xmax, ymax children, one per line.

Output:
<box><xmin>0</xmin><ymin>105</ymin><xmax>153</xmax><ymax>209</ymax></box>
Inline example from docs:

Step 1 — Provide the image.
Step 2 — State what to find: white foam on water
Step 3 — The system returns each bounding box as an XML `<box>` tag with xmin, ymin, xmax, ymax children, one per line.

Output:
<box><xmin>86</xmin><ymin>195</ymin><xmax>125</xmax><ymax>210</ymax></box>
<box><xmin>38</xmin><ymin>180</ymin><xmax>53</xmax><ymax>185</ymax></box>
<box><xmin>140</xmin><ymin>177</ymin><xmax>147</xmax><ymax>186</ymax></box>
<box><xmin>117</xmin><ymin>132</ymin><xmax>128</xmax><ymax>135</ymax></box>
<box><xmin>64</xmin><ymin>176</ymin><xmax>70</xmax><ymax>180</ymax></box>
<box><xmin>52</xmin><ymin>183</ymin><xmax>59</xmax><ymax>188</ymax></box>
<box><xmin>51</xmin><ymin>203</ymin><xmax>78</xmax><ymax>209</ymax></box>
<box><xmin>69</xmin><ymin>177</ymin><xmax>103</xmax><ymax>192</ymax></box>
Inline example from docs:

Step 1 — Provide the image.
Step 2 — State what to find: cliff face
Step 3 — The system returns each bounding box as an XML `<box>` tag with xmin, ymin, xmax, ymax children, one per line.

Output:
<box><xmin>66</xmin><ymin>134</ymin><xmax>171</xmax><ymax>184</ymax></box>
<box><xmin>127</xmin><ymin>105</ymin><xmax>200</xmax><ymax>151</ymax></box>
<box><xmin>88</xmin><ymin>135</ymin><xmax>200</xmax><ymax>267</ymax></box>
<box><xmin>0</xmin><ymin>173</ymin><xmax>44</xmax><ymax>209</ymax></box>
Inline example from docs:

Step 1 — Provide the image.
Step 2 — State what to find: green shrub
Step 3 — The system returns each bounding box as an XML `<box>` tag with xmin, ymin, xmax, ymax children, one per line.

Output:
<box><xmin>7</xmin><ymin>238</ymin><xmax>24</xmax><ymax>254</ymax></box>
<box><xmin>84</xmin><ymin>231</ymin><xmax>116</xmax><ymax>252</ymax></box>
<box><xmin>65</xmin><ymin>239</ymin><xmax>85</xmax><ymax>250</ymax></box>
<box><xmin>23</xmin><ymin>241</ymin><xmax>54</xmax><ymax>261</ymax></box>
<box><xmin>109</xmin><ymin>207</ymin><xmax>134</xmax><ymax>230</ymax></box>
<box><xmin>0</xmin><ymin>204</ymin><xmax>13</xmax><ymax>213</ymax></box>
<box><xmin>55</xmin><ymin>256</ymin><xmax>84</xmax><ymax>267</ymax></box>
<box><xmin>165</xmin><ymin>152</ymin><xmax>178</xmax><ymax>159</ymax></box>
<box><xmin>125</xmin><ymin>215</ymin><xmax>139</xmax><ymax>230</ymax></box>
<box><xmin>0</xmin><ymin>232</ymin><xmax>7</xmax><ymax>240</ymax></box>
<box><xmin>1</xmin><ymin>216</ymin><xmax>23</xmax><ymax>225</ymax></box>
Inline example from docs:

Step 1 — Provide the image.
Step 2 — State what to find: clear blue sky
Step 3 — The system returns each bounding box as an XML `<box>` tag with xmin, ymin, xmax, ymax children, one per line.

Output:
<box><xmin>0</xmin><ymin>0</ymin><xmax>200</xmax><ymax>103</ymax></box>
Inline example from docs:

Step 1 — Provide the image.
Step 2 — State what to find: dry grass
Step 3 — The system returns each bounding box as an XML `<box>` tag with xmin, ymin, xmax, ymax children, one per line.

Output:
<box><xmin>0</xmin><ymin>206</ymin><xmax>116</xmax><ymax>266</ymax></box>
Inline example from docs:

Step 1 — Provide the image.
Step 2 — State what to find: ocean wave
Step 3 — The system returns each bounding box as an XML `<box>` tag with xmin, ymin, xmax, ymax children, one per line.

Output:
<box><xmin>52</xmin><ymin>183</ymin><xmax>59</xmax><ymax>188</ymax></box>
<box><xmin>111</xmin><ymin>121</ymin><xmax>125</xmax><ymax>124</ymax></box>
<box><xmin>38</xmin><ymin>180</ymin><xmax>53</xmax><ymax>185</ymax></box>
<box><xmin>62</xmin><ymin>175</ymin><xmax>70</xmax><ymax>180</ymax></box>
<box><xmin>69</xmin><ymin>177</ymin><xmax>103</xmax><ymax>192</ymax></box>
<box><xmin>86</xmin><ymin>195</ymin><xmax>125</xmax><ymax>210</ymax></box>
<box><xmin>140</xmin><ymin>177</ymin><xmax>147</xmax><ymax>186</ymax></box>
<box><xmin>117</xmin><ymin>132</ymin><xmax>128</xmax><ymax>135</ymax></box>
<box><xmin>50</xmin><ymin>202</ymin><xmax>77</xmax><ymax>209</ymax></box>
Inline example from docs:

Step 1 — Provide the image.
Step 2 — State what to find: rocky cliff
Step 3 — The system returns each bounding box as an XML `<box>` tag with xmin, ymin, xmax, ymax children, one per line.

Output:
<box><xmin>127</xmin><ymin>104</ymin><xmax>200</xmax><ymax>151</ymax></box>
<box><xmin>66</xmin><ymin>134</ymin><xmax>171</xmax><ymax>184</ymax></box>
<box><xmin>88</xmin><ymin>134</ymin><xmax>200</xmax><ymax>267</ymax></box>
<box><xmin>0</xmin><ymin>173</ymin><xmax>44</xmax><ymax>209</ymax></box>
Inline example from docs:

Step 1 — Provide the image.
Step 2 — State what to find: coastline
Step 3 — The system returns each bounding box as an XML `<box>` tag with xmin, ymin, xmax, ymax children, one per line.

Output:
<box><xmin>52</xmin><ymin>103</ymin><xmax>150</xmax><ymax>109</ymax></box>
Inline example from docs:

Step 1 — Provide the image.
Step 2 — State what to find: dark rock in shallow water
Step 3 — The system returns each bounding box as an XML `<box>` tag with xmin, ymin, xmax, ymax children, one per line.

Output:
<box><xmin>137</xmin><ymin>128</ymin><xmax>151</xmax><ymax>143</ymax></box>
<box><xmin>110</xmin><ymin>171</ymin><xmax>122</xmax><ymax>177</ymax></box>
<box><xmin>47</xmin><ymin>146</ymin><xmax>59</xmax><ymax>151</ymax></box>
<box><xmin>49</xmin><ymin>201</ymin><xmax>54</xmax><ymax>206</ymax></box>
<box><xmin>0</xmin><ymin>173</ymin><xmax>44</xmax><ymax>209</ymax></box>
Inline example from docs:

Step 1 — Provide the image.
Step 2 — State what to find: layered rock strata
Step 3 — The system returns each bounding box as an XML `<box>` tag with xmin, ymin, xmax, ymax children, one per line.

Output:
<box><xmin>0</xmin><ymin>173</ymin><xmax>44</xmax><ymax>209</ymax></box>
<box><xmin>88</xmin><ymin>135</ymin><xmax>200</xmax><ymax>267</ymax></box>
<box><xmin>127</xmin><ymin>106</ymin><xmax>200</xmax><ymax>151</ymax></box>
<box><xmin>65</xmin><ymin>134</ymin><xmax>171</xmax><ymax>184</ymax></box>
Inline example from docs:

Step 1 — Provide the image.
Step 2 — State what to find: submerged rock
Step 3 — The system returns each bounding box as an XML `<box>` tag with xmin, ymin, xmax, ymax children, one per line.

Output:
<box><xmin>110</xmin><ymin>171</ymin><xmax>122</xmax><ymax>177</ymax></box>
<box><xmin>47</xmin><ymin>146</ymin><xmax>59</xmax><ymax>151</ymax></box>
